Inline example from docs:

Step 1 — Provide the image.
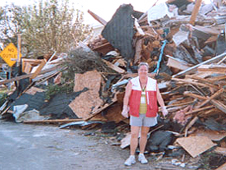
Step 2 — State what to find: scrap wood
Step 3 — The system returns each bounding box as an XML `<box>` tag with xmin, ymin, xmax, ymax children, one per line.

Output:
<box><xmin>172</xmin><ymin>77</ymin><xmax>219</xmax><ymax>89</ymax></box>
<box><xmin>32</xmin><ymin>66</ymin><xmax>65</xmax><ymax>82</ymax></box>
<box><xmin>184</xmin><ymin>91</ymin><xmax>207</xmax><ymax>100</ymax></box>
<box><xmin>214</xmin><ymin>147</ymin><xmax>226</xmax><ymax>156</ymax></box>
<box><xmin>191</xmin><ymin>129</ymin><xmax>226</xmax><ymax>142</ymax></box>
<box><xmin>184</xmin><ymin>75</ymin><xmax>221</xmax><ymax>88</ymax></box>
<box><xmin>70</xmin><ymin>70</ymin><xmax>103</xmax><ymax>119</ymax></box>
<box><xmin>0</xmin><ymin>65</ymin><xmax>63</xmax><ymax>85</ymax></box>
<box><xmin>23</xmin><ymin>118</ymin><xmax>83</xmax><ymax>124</ymax></box>
<box><xmin>196</xmin><ymin>88</ymin><xmax>224</xmax><ymax>109</ymax></box>
<box><xmin>198</xmin><ymin>64</ymin><xmax>226</xmax><ymax>74</ymax></box>
<box><xmin>216</xmin><ymin>163</ymin><xmax>226</xmax><ymax>170</ymax></box>
<box><xmin>176</xmin><ymin>136</ymin><xmax>217</xmax><ymax>158</ymax></box>
<box><xmin>87</xmin><ymin>9</ymin><xmax>107</xmax><ymax>26</ymax></box>
<box><xmin>134</xmin><ymin>38</ymin><xmax>143</xmax><ymax>64</ymax></box>
<box><xmin>30</xmin><ymin>59</ymin><xmax>47</xmax><ymax>80</ymax></box>
<box><xmin>23</xmin><ymin>62</ymin><xmax>32</xmax><ymax>74</ymax></box>
<box><xmin>172</xmin><ymin>52</ymin><xmax>226</xmax><ymax>78</ymax></box>
<box><xmin>211</xmin><ymin>99</ymin><xmax>226</xmax><ymax>114</ymax></box>
<box><xmin>184</xmin><ymin>116</ymin><xmax>199</xmax><ymax>137</ymax></box>
<box><xmin>84</xmin><ymin>99</ymin><xmax>117</xmax><ymax>121</ymax></box>
<box><xmin>167</xmin><ymin>100</ymin><xmax>195</xmax><ymax>108</ymax></box>
<box><xmin>185</xmin><ymin>105</ymin><xmax>215</xmax><ymax>116</ymax></box>
<box><xmin>102</xmin><ymin>59</ymin><xmax>125</xmax><ymax>73</ymax></box>
<box><xmin>166</xmin><ymin>55</ymin><xmax>190</xmax><ymax>71</ymax></box>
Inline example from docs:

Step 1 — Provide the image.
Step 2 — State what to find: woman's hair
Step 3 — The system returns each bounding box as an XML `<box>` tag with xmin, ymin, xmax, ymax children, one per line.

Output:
<box><xmin>138</xmin><ymin>62</ymin><xmax>149</xmax><ymax>69</ymax></box>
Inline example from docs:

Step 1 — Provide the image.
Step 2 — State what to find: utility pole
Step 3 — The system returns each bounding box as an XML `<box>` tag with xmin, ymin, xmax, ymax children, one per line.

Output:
<box><xmin>17</xmin><ymin>34</ymin><xmax>21</xmax><ymax>67</ymax></box>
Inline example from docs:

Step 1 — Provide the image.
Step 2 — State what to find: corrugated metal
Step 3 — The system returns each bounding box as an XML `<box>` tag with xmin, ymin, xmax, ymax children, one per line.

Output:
<box><xmin>101</xmin><ymin>4</ymin><xmax>135</xmax><ymax>59</ymax></box>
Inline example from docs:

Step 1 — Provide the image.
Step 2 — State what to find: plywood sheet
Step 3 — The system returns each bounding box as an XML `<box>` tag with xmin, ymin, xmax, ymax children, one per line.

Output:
<box><xmin>73</xmin><ymin>70</ymin><xmax>102</xmax><ymax>92</ymax></box>
<box><xmin>191</xmin><ymin>129</ymin><xmax>226</xmax><ymax>141</ymax></box>
<box><xmin>69</xmin><ymin>90</ymin><xmax>103</xmax><ymax>119</ymax></box>
<box><xmin>70</xmin><ymin>70</ymin><xmax>103</xmax><ymax>119</ymax></box>
<box><xmin>176</xmin><ymin>136</ymin><xmax>217</xmax><ymax>157</ymax></box>
<box><xmin>216</xmin><ymin>163</ymin><xmax>226</xmax><ymax>170</ymax></box>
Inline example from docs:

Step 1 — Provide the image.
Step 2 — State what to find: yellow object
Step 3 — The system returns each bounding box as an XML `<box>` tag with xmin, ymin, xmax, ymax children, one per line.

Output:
<box><xmin>139</xmin><ymin>89</ymin><xmax>147</xmax><ymax>114</ymax></box>
<box><xmin>0</xmin><ymin>43</ymin><xmax>22</xmax><ymax>67</ymax></box>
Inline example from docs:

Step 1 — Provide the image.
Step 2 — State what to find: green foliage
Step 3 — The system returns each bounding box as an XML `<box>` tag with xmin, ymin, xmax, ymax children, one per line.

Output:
<box><xmin>0</xmin><ymin>92</ymin><xmax>7</xmax><ymax>106</ymax></box>
<box><xmin>45</xmin><ymin>82</ymin><xmax>74</xmax><ymax>100</ymax></box>
<box><xmin>61</xmin><ymin>48</ymin><xmax>115</xmax><ymax>81</ymax></box>
<box><xmin>0</xmin><ymin>0</ymin><xmax>92</xmax><ymax>57</ymax></box>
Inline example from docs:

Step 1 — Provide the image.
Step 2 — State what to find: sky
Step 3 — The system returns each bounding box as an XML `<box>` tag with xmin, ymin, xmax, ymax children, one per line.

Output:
<box><xmin>2</xmin><ymin>0</ymin><xmax>212</xmax><ymax>26</ymax></box>
<box><xmin>2</xmin><ymin>0</ymin><xmax>160</xmax><ymax>26</ymax></box>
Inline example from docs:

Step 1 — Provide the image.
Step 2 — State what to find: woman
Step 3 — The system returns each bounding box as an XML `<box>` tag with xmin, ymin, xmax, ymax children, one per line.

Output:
<box><xmin>121</xmin><ymin>62</ymin><xmax>168</xmax><ymax>166</ymax></box>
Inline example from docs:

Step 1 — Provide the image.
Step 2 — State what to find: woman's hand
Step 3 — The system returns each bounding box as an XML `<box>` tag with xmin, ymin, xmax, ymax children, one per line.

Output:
<box><xmin>161</xmin><ymin>106</ymin><xmax>168</xmax><ymax>117</ymax></box>
<box><xmin>121</xmin><ymin>105</ymin><xmax>129</xmax><ymax>118</ymax></box>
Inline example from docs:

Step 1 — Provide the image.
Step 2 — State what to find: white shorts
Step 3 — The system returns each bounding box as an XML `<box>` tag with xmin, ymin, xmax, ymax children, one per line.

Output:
<box><xmin>130</xmin><ymin>114</ymin><xmax>157</xmax><ymax>127</ymax></box>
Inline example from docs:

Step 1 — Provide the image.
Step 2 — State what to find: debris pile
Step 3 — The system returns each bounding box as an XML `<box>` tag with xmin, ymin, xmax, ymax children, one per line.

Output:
<box><xmin>0</xmin><ymin>0</ymin><xmax>226</xmax><ymax>169</ymax></box>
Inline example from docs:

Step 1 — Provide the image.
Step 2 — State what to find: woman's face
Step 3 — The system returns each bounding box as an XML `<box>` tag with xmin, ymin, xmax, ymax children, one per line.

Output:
<box><xmin>138</xmin><ymin>65</ymin><xmax>148</xmax><ymax>78</ymax></box>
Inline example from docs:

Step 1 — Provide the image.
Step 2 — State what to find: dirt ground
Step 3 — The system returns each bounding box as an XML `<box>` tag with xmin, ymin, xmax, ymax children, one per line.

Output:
<box><xmin>0</xmin><ymin>119</ymin><xmax>203</xmax><ymax>170</ymax></box>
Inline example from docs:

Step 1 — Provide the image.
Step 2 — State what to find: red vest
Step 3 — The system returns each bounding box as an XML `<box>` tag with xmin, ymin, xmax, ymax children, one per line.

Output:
<box><xmin>129</xmin><ymin>76</ymin><xmax>158</xmax><ymax>117</ymax></box>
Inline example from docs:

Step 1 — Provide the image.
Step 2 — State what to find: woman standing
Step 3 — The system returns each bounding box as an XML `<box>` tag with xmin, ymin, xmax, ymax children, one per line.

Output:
<box><xmin>121</xmin><ymin>62</ymin><xmax>168</xmax><ymax>166</ymax></box>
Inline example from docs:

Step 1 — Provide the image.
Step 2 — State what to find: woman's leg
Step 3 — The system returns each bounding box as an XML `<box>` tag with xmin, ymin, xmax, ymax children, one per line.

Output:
<box><xmin>130</xmin><ymin>126</ymin><xmax>140</xmax><ymax>155</ymax></box>
<box><xmin>139</xmin><ymin>126</ymin><xmax>150</xmax><ymax>153</ymax></box>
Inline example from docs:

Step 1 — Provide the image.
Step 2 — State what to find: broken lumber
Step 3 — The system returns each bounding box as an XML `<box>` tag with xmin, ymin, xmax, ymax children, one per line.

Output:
<box><xmin>172</xmin><ymin>52</ymin><xmax>226</xmax><ymax>78</ymax></box>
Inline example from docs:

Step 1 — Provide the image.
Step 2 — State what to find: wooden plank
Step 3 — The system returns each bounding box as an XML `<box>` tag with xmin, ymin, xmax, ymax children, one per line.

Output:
<box><xmin>23</xmin><ymin>119</ymin><xmax>83</xmax><ymax>124</ymax></box>
<box><xmin>211</xmin><ymin>99</ymin><xmax>226</xmax><ymax>114</ymax></box>
<box><xmin>191</xmin><ymin>130</ymin><xmax>226</xmax><ymax>142</ymax></box>
<box><xmin>87</xmin><ymin>9</ymin><xmax>107</xmax><ymax>26</ymax></box>
<box><xmin>102</xmin><ymin>59</ymin><xmax>125</xmax><ymax>74</ymax></box>
<box><xmin>0</xmin><ymin>65</ymin><xmax>64</xmax><ymax>85</ymax></box>
<box><xmin>197</xmin><ymin>88</ymin><xmax>224</xmax><ymax>109</ymax></box>
<box><xmin>134</xmin><ymin>38</ymin><xmax>143</xmax><ymax>64</ymax></box>
<box><xmin>24</xmin><ymin>62</ymin><xmax>32</xmax><ymax>74</ymax></box>
<box><xmin>176</xmin><ymin>136</ymin><xmax>217</xmax><ymax>158</ymax></box>
<box><xmin>185</xmin><ymin>105</ymin><xmax>214</xmax><ymax>116</ymax></box>
<box><xmin>172</xmin><ymin>52</ymin><xmax>226</xmax><ymax>78</ymax></box>
<box><xmin>172</xmin><ymin>77</ymin><xmax>219</xmax><ymax>89</ymax></box>
<box><xmin>189</xmin><ymin>0</ymin><xmax>202</xmax><ymax>25</ymax></box>
<box><xmin>198</xmin><ymin>64</ymin><xmax>226</xmax><ymax>74</ymax></box>
<box><xmin>184</xmin><ymin>116</ymin><xmax>199</xmax><ymax>137</ymax></box>
<box><xmin>30</xmin><ymin>60</ymin><xmax>46</xmax><ymax>79</ymax></box>
<box><xmin>166</xmin><ymin>55</ymin><xmax>190</xmax><ymax>71</ymax></box>
<box><xmin>184</xmin><ymin>91</ymin><xmax>207</xmax><ymax>100</ymax></box>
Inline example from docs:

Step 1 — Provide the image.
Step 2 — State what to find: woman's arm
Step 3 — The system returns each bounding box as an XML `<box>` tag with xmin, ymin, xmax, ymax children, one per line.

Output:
<box><xmin>121</xmin><ymin>81</ymin><xmax>132</xmax><ymax>118</ymax></box>
<box><xmin>156</xmin><ymin>85</ymin><xmax>168</xmax><ymax>116</ymax></box>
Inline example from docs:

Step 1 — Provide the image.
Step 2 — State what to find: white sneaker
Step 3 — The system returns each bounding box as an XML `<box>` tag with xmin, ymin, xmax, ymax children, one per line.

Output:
<box><xmin>138</xmin><ymin>153</ymin><xmax>148</xmax><ymax>164</ymax></box>
<box><xmin>124</xmin><ymin>155</ymin><xmax>136</xmax><ymax>166</ymax></box>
